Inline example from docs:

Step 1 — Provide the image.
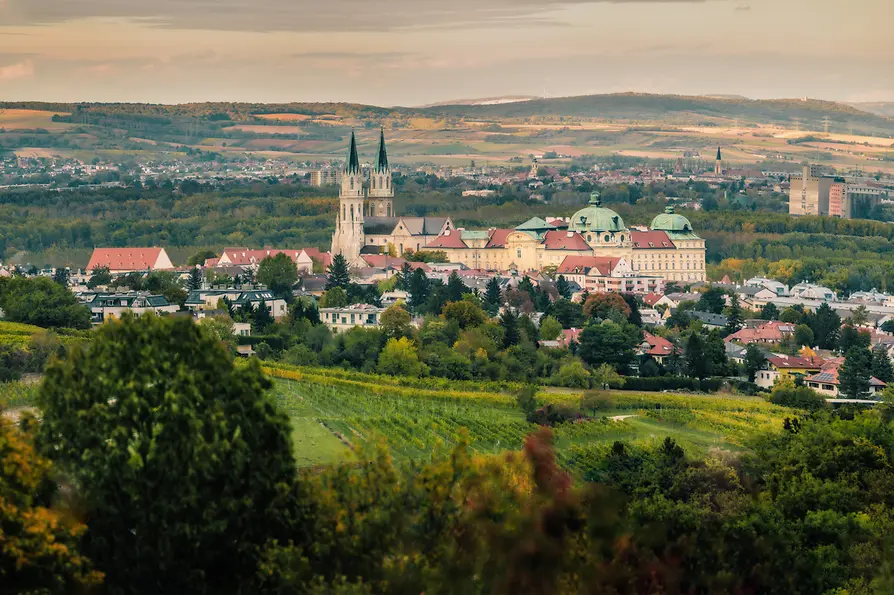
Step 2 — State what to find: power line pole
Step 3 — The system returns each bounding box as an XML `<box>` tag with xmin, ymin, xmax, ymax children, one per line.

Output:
<box><xmin>822</xmin><ymin>116</ymin><xmax>830</xmax><ymax>135</ymax></box>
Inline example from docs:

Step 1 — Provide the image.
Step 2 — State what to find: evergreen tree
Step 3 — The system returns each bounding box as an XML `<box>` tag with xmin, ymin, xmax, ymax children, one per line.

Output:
<box><xmin>187</xmin><ymin>267</ymin><xmax>203</xmax><ymax>291</ymax></box>
<box><xmin>684</xmin><ymin>333</ymin><xmax>708</xmax><ymax>379</ymax></box>
<box><xmin>839</xmin><ymin>346</ymin><xmax>871</xmax><ymax>399</ymax></box>
<box><xmin>396</xmin><ymin>263</ymin><xmax>413</xmax><ymax>291</ymax></box>
<box><xmin>725</xmin><ymin>294</ymin><xmax>744</xmax><ymax>334</ymax></box>
<box><xmin>446</xmin><ymin>271</ymin><xmax>467</xmax><ymax>303</ymax></box>
<box><xmin>483</xmin><ymin>277</ymin><xmax>502</xmax><ymax>315</ymax></box>
<box><xmin>52</xmin><ymin>267</ymin><xmax>70</xmax><ymax>287</ymax></box>
<box><xmin>326</xmin><ymin>254</ymin><xmax>351</xmax><ymax>290</ymax></box>
<box><xmin>500</xmin><ymin>309</ymin><xmax>520</xmax><ymax>348</ymax></box>
<box><xmin>760</xmin><ymin>302</ymin><xmax>780</xmax><ymax>321</ymax></box>
<box><xmin>251</xmin><ymin>303</ymin><xmax>275</xmax><ymax>334</ymax></box>
<box><xmin>744</xmin><ymin>343</ymin><xmax>766</xmax><ymax>382</ymax></box>
<box><xmin>556</xmin><ymin>275</ymin><xmax>572</xmax><ymax>300</ymax></box>
<box><xmin>622</xmin><ymin>293</ymin><xmax>643</xmax><ymax>327</ymax></box>
<box><xmin>871</xmin><ymin>347</ymin><xmax>894</xmax><ymax>383</ymax></box>
<box><xmin>705</xmin><ymin>330</ymin><xmax>729</xmax><ymax>377</ymax></box>
<box><xmin>696</xmin><ymin>287</ymin><xmax>726</xmax><ymax>314</ymax></box>
<box><xmin>408</xmin><ymin>268</ymin><xmax>431</xmax><ymax>312</ymax></box>
<box><xmin>517</xmin><ymin>276</ymin><xmax>535</xmax><ymax>301</ymax></box>
<box><xmin>808</xmin><ymin>303</ymin><xmax>841</xmax><ymax>350</ymax></box>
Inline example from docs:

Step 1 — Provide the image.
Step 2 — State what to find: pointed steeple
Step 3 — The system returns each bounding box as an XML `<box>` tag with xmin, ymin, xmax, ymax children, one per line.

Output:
<box><xmin>344</xmin><ymin>128</ymin><xmax>361</xmax><ymax>174</ymax></box>
<box><xmin>716</xmin><ymin>146</ymin><xmax>722</xmax><ymax>161</ymax></box>
<box><xmin>373</xmin><ymin>127</ymin><xmax>389</xmax><ymax>173</ymax></box>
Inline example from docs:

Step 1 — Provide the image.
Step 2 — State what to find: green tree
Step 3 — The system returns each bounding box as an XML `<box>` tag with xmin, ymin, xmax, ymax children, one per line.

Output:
<box><xmin>838</xmin><ymin>324</ymin><xmax>870</xmax><ymax>354</ymax></box>
<box><xmin>555</xmin><ymin>275</ymin><xmax>572</xmax><ymax>300</ymax></box>
<box><xmin>696</xmin><ymin>287</ymin><xmax>726</xmax><ymax>314</ymax></box>
<box><xmin>187</xmin><ymin>249</ymin><xmax>217</xmax><ymax>267</ymax></box>
<box><xmin>577</xmin><ymin>321</ymin><xmax>642</xmax><ymax>373</ymax></box>
<box><xmin>377</xmin><ymin>337</ymin><xmax>429</xmax><ymax>377</ymax></box>
<box><xmin>499</xmin><ymin>309</ymin><xmax>520</xmax><ymax>348</ymax></box>
<box><xmin>724</xmin><ymin>294</ymin><xmax>744</xmax><ymax>334</ymax></box>
<box><xmin>539</xmin><ymin>315</ymin><xmax>563</xmax><ymax>341</ymax></box>
<box><xmin>483</xmin><ymin>277</ymin><xmax>502</xmax><ymax>315</ymax></box>
<box><xmin>839</xmin><ymin>346</ymin><xmax>872</xmax><ymax>399</ymax></box>
<box><xmin>850</xmin><ymin>304</ymin><xmax>869</xmax><ymax>327</ymax></box>
<box><xmin>326</xmin><ymin>254</ymin><xmax>351</xmax><ymax>290</ymax></box>
<box><xmin>257</xmin><ymin>253</ymin><xmax>298</xmax><ymax>299</ymax></box>
<box><xmin>0</xmin><ymin>277</ymin><xmax>91</xmax><ymax>329</ymax></box>
<box><xmin>684</xmin><ymin>333</ymin><xmax>708</xmax><ymax>378</ymax></box>
<box><xmin>515</xmin><ymin>385</ymin><xmax>539</xmax><ymax>418</ymax></box>
<box><xmin>0</xmin><ymin>416</ymin><xmax>103</xmax><ymax>592</ymax></box>
<box><xmin>408</xmin><ymin>268</ymin><xmax>431</xmax><ymax>312</ymax></box>
<box><xmin>744</xmin><ymin>343</ymin><xmax>766</xmax><ymax>382</ymax></box>
<box><xmin>591</xmin><ymin>362</ymin><xmax>625</xmax><ymax>390</ymax></box>
<box><xmin>794</xmin><ymin>324</ymin><xmax>814</xmax><ymax>347</ymax></box>
<box><xmin>442</xmin><ymin>300</ymin><xmax>487</xmax><ymax>329</ymax></box>
<box><xmin>551</xmin><ymin>360</ymin><xmax>592</xmax><ymax>388</ymax></box>
<box><xmin>760</xmin><ymin>302</ymin><xmax>779</xmax><ymax>321</ymax></box>
<box><xmin>187</xmin><ymin>266</ymin><xmax>203</xmax><ymax>291</ymax></box>
<box><xmin>768</xmin><ymin>377</ymin><xmax>827</xmax><ymax>411</ymax></box>
<box><xmin>52</xmin><ymin>267</ymin><xmax>70</xmax><ymax>287</ymax></box>
<box><xmin>807</xmin><ymin>303</ymin><xmax>841</xmax><ymax>350</ymax></box>
<box><xmin>379</xmin><ymin>303</ymin><xmax>412</xmax><ymax>339</ymax></box>
<box><xmin>871</xmin><ymin>347</ymin><xmax>894</xmax><ymax>384</ymax></box>
<box><xmin>252</xmin><ymin>303</ymin><xmax>275</xmax><ymax>334</ymax></box>
<box><xmin>780</xmin><ymin>305</ymin><xmax>806</xmax><ymax>324</ymax></box>
<box><xmin>36</xmin><ymin>314</ymin><xmax>298</xmax><ymax>593</ymax></box>
<box><xmin>446</xmin><ymin>271</ymin><xmax>467</xmax><ymax>302</ymax></box>
<box><xmin>320</xmin><ymin>286</ymin><xmax>348</xmax><ymax>308</ymax></box>
<box><xmin>87</xmin><ymin>265</ymin><xmax>112</xmax><ymax>289</ymax></box>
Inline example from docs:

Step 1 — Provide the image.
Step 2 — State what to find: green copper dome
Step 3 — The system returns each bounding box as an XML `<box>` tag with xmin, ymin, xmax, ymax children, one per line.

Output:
<box><xmin>569</xmin><ymin>192</ymin><xmax>626</xmax><ymax>233</ymax></box>
<box><xmin>650</xmin><ymin>205</ymin><xmax>693</xmax><ymax>232</ymax></box>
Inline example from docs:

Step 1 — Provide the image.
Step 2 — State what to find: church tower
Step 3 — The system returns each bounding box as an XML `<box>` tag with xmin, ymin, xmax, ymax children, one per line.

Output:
<box><xmin>331</xmin><ymin>129</ymin><xmax>366</xmax><ymax>262</ymax></box>
<box><xmin>367</xmin><ymin>127</ymin><xmax>393</xmax><ymax>217</ymax></box>
<box><xmin>714</xmin><ymin>146</ymin><xmax>723</xmax><ymax>175</ymax></box>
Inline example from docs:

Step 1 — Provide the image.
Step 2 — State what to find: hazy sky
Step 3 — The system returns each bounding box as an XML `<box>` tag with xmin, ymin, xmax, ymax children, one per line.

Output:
<box><xmin>0</xmin><ymin>0</ymin><xmax>891</xmax><ymax>105</ymax></box>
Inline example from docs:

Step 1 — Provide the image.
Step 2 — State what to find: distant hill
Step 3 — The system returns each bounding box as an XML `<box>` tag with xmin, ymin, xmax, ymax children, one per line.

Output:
<box><xmin>418</xmin><ymin>93</ymin><xmax>894</xmax><ymax>135</ymax></box>
<box><xmin>847</xmin><ymin>102</ymin><xmax>894</xmax><ymax>118</ymax></box>
<box><xmin>418</xmin><ymin>95</ymin><xmax>541</xmax><ymax>108</ymax></box>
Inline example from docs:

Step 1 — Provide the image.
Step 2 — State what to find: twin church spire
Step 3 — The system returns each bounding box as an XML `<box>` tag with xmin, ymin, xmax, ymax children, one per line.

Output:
<box><xmin>339</xmin><ymin>127</ymin><xmax>393</xmax><ymax>212</ymax></box>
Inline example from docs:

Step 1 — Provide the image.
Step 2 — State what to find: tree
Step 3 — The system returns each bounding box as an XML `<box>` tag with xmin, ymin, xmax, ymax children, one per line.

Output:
<box><xmin>0</xmin><ymin>277</ymin><xmax>91</xmax><ymax>329</ymax></box>
<box><xmin>187</xmin><ymin>249</ymin><xmax>217</xmax><ymax>267</ymax></box>
<box><xmin>808</xmin><ymin>303</ymin><xmax>841</xmax><ymax>350</ymax></box>
<box><xmin>684</xmin><ymin>333</ymin><xmax>708</xmax><ymax>379</ymax></box>
<box><xmin>380</xmin><ymin>304</ymin><xmax>412</xmax><ymax>339</ymax></box>
<box><xmin>539</xmin><ymin>315</ymin><xmax>563</xmax><ymax>341</ymax></box>
<box><xmin>744</xmin><ymin>343</ymin><xmax>766</xmax><ymax>382</ymax></box>
<box><xmin>442</xmin><ymin>300</ymin><xmax>487</xmax><ymax>329</ymax></box>
<box><xmin>794</xmin><ymin>324</ymin><xmax>815</xmax><ymax>347</ymax></box>
<box><xmin>769</xmin><ymin>377</ymin><xmax>827</xmax><ymax>411</ymax></box>
<box><xmin>0</xmin><ymin>417</ymin><xmax>102</xmax><ymax>592</ymax></box>
<box><xmin>838</xmin><ymin>325</ymin><xmax>870</xmax><ymax>355</ymax></box>
<box><xmin>446</xmin><ymin>271</ymin><xmax>467</xmax><ymax>303</ymax></box>
<box><xmin>483</xmin><ymin>277</ymin><xmax>503</xmax><ymax>315</ymax></box>
<box><xmin>52</xmin><ymin>267</ymin><xmax>70</xmax><ymax>287</ymax></box>
<box><xmin>577</xmin><ymin>321</ymin><xmax>642</xmax><ymax>373</ymax></box>
<box><xmin>187</xmin><ymin>266</ymin><xmax>203</xmax><ymax>291</ymax></box>
<box><xmin>326</xmin><ymin>254</ymin><xmax>351</xmax><ymax>290</ymax></box>
<box><xmin>704</xmin><ymin>330</ymin><xmax>730</xmax><ymax>377</ymax></box>
<box><xmin>696</xmin><ymin>287</ymin><xmax>726</xmax><ymax>314</ymax></box>
<box><xmin>839</xmin><ymin>346</ymin><xmax>872</xmax><ymax>400</ymax></box>
<box><xmin>591</xmin><ymin>363</ymin><xmax>625</xmax><ymax>390</ymax></box>
<box><xmin>377</xmin><ymin>337</ymin><xmax>429</xmax><ymax>377</ymax></box>
<box><xmin>199</xmin><ymin>313</ymin><xmax>236</xmax><ymax>348</ymax></box>
<box><xmin>582</xmin><ymin>293</ymin><xmax>631</xmax><ymax>320</ymax></box>
<box><xmin>551</xmin><ymin>298</ymin><xmax>584</xmax><ymax>329</ymax></box>
<box><xmin>257</xmin><ymin>253</ymin><xmax>298</xmax><ymax>299</ymax></box>
<box><xmin>552</xmin><ymin>360</ymin><xmax>592</xmax><ymax>388</ymax></box>
<box><xmin>87</xmin><ymin>265</ymin><xmax>112</xmax><ymax>289</ymax></box>
<box><xmin>780</xmin><ymin>305</ymin><xmax>806</xmax><ymax>324</ymax></box>
<box><xmin>760</xmin><ymin>302</ymin><xmax>780</xmax><ymax>321</ymax></box>
<box><xmin>408</xmin><ymin>268</ymin><xmax>431</xmax><ymax>312</ymax></box>
<box><xmin>36</xmin><ymin>314</ymin><xmax>298</xmax><ymax>593</ymax></box>
<box><xmin>724</xmin><ymin>294</ymin><xmax>744</xmax><ymax>334</ymax></box>
<box><xmin>621</xmin><ymin>293</ymin><xmax>643</xmax><ymax>327</ymax></box>
<box><xmin>515</xmin><ymin>385</ymin><xmax>539</xmax><ymax>418</ymax></box>
<box><xmin>850</xmin><ymin>304</ymin><xmax>869</xmax><ymax>327</ymax></box>
<box><xmin>252</xmin><ymin>303</ymin><xmax>275</xmax><ymax>334</ymax></box>
<box><xmin>556</xmin><ymin>275</ymin><xmax>572</xmax><ymax>300</ymax></box>
<box><xmin>871</xmin><ymin>347</ymin><xmax>894</xmax><ymax>384</ymax></box>
<box><xmin>500</xmin><ymin>309</ymin><xmax>520</xmax><ymax>348</ymax></box>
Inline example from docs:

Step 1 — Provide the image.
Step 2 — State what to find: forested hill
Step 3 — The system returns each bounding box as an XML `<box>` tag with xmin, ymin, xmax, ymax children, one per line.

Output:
<box><xmin>3</xmin><ymin>93</ymin><xmax>892</xmax><ymax>134</ymax></box>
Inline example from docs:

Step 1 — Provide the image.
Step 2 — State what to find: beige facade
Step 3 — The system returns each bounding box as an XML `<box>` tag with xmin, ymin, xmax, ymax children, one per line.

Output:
<box><xmin>789</xmin><ymin>165</ymin><xmax>835</xmax><ymax>216</ymax></box>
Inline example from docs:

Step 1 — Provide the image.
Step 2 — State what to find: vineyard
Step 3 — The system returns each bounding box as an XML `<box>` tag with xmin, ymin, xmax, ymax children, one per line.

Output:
<box><xmin>270</xmin><ymin>367</ymin><xmax>798</xmax><ymax>471</ymax></box>
<box><xmin>0</xmin><ymin>320</ymin><xmax>90</xmax><ymax>347</ymax></box>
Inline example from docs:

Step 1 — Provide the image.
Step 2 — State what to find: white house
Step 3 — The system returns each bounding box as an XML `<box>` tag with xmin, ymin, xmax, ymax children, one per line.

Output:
<box><xmin>320</xmin><ymin>304</ymin><xmax>387</xmax><ymax>333</ymax></box>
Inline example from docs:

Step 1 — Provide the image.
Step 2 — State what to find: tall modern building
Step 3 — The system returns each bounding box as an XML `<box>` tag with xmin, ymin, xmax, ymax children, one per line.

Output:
<box><xmin>789</xmin><ymin>165</ymin><xmax>835</xmax><ymax>216</ymax></box>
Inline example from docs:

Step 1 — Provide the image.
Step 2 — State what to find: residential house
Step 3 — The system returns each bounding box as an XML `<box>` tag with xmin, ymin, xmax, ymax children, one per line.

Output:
<box><xmin>640</xmin><ymin>332</ymin><xmax>677</xmax><ymax>364</ymax></box>
<box><xmin>540</xmin><ymin>327</ymin><xmax>583</xmax><ymax>349</ymax></box>
<box><xmin>755</xmin><ymin>355</ymin><xmax>826</xmax><ymax>389</ymax></box>
<box><xmin>654</xmin><ymin>292</ymin><xmax>701</xmax><ymax>309</ymax></box>
<box><xmin>744</xmin><ymin>277</ymin><xmax>789</xmax><ymax>297</ymax></box>
<box><xmin>790</xmin><ymin>283</ymin><xmax>836</xmax><ymax>302</ymax></box>
<box><xmin>689</xmin><ymin>311</ymin><xmax>728</xmax><ymax>330</ymax></box>
<box><xmin>213</xmin><ymin>247</ymin><xmax>331</xmax><ymax>275</ymax></box>
<box><xmin>320</xmin><ymin>304</ymin><xmax>387</xmax><ymax>332</ymax></box>
<box><xmin>725</xmin><ymin>321</ymin><xmax>796</xmax><ymax>345</ymax></box>
<box><xmin>87</xmin><ymin>293</ymin><xmax>179</xmax><ymax>324</ymax></box>
<box><xmin>86</xmin><ymin>247</ymin><xmax>175</xmax><ymax>274</ymax></box>
<box><xmin>805</xmin><ymin>364</ymin><xmax>887</xmax><ymax>398</ymax></box>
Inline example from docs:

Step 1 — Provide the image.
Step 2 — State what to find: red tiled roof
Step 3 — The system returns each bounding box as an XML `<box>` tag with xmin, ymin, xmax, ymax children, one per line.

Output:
<box><xmin>766</xmin><ymin>356</ymin><xmax>826</xmax><ymax>370</ymax></box>
<box><xmin>425</xmin><ymin>233</ymin><xmax>468</xmax><ymax>249</ymax></box>
<box><xmin>725</xmin><ymin>321</ymin><xmax>796</xmax><ymax>344</ymax></box>
<box><xmin>631</xmin><ymin>230</ymin><xmax>675</xmax><ymax>250</ymax></box>
<box><xmin>360</xmin><ymin>255</ymin><xmax>407</xmax><ymax>269</ymax></box>
<box><xmin>548</xmin><ymin>218</ymin><xmax>568</xmax><ymax>228</ymax></box>
<box><xmin>559</xmin><ymin>328</ymin><xmax>582</xmax><ymax>347</ymax></box>
<box><xmin>805</xmin><ymin>365</ymin><xmax>887</xmax><ymax>387</ymax></box>
<box><xmin>643</xmin><ymin>331</ymin><xmax>676</xmax><ymax>356</ymax></box>
<box><xmin>204</xmin><ymin>257</ymin><xmax>220</xmax><ymax>268</ymax></box>
<box><xmin>87</xmin><ymin>248</ymin><xmax>169</xmax><ymax>272</ymax></box>
<box><xmin>302</xmin><ymin>247</ymin><xmax>332</xmax><ymax>269</ymax></box>
<box><xmin>557</xmin><ymin>255</ymin><xmax>622</xmax><ymax>276</ymax></box>
<box><xmin>543</xmin><ymin>230</ymin><xmax>591</xmax><ymax>251</ymax></box>
<box><xmin>642</xmin><ymin>292</ymin><xmax>664</xmax><ymax>307</ymax></box>
<box><xmin>485</xmin><ymin>229</ymin><xmax>514</xmax><ymax>248</ymax></box>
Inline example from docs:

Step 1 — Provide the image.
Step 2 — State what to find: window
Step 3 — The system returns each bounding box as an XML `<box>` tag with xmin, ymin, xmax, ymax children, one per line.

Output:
<box><xmin>604</xmin><ymin>235</ymin><xmax>610</xmax><ymax>242</ymax></box>
<box><xmin>517</xmin><ymin>249</ymin><xmax>522</xmax><ymax>258</ymax></box>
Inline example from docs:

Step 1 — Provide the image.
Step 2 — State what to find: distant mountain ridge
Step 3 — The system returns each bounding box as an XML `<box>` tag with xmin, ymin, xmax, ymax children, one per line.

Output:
<box><xmin>847</xmin><ymin>102</ymin><xmax>894</xmax><ymax>118</ymax></box>
<box><xmin>417</xmin><ymin>95</ymin><xmax>541</xmax><ymax>108</ymax></box>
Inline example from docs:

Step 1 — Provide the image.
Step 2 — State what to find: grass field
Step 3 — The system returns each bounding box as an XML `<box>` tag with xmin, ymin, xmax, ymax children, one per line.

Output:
<box><xmin>268</xmin><ymin>368</ymin><xmax>796</xmax><ymax>470</ymax></box>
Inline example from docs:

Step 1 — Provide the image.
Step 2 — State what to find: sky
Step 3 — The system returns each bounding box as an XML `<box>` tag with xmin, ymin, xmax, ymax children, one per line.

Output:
<box><xmin>0</xmin><ymin>0</ymin><xmax>891</xmax><ymax>106</ymax></box>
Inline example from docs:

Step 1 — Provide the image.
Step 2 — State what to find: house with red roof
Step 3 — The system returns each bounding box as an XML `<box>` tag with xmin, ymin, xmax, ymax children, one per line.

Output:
<box><xmin>725</xmin><ymin>321</ymin><xmax>796</xmax><ymax>345</ymax></box>
<box><xmin>87</xmin><ymin>248</ymin><xmax>174</xmax><ymax>274</ymax></box>
<box><xmin>213</xmin><ymin>247</ymin><xmax>331</xmax><ymax>275</ymax></box>
<box><xmin>754</xmin><ymin>354</ymin><xmax>827</xmax><ymax>389</ymax></box>
<box><xmin>639</xmin><ymin>331</ymin><xmax>678</xmax><ymax>364</ymax></box>
<box><xmin>805</xmin><ymin>362</ymin><xmax>887</xmax><ymax>398</ymax></box>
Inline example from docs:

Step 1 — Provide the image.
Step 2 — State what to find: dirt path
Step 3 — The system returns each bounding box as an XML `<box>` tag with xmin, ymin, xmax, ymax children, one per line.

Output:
<box><xmin>610</xmin><ymin>415</ymin><xmax>636</xmax><ymax>421</ymax></box>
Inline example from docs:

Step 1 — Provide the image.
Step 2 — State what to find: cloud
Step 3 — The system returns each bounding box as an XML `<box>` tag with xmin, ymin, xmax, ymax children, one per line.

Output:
<box><xmin>0</xmin><ymin>59</ymin><xmax>34</xmax><ymax>80</ymax></box>
<box><xmin>0</xmin><ymin>0</ymin><xmax>716</xmax><ymax>32</ymax></box>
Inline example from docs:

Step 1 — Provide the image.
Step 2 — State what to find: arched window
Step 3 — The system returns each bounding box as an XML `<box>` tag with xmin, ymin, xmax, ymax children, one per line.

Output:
<box><xmin>372</xmin><ymin>178</ymin><xmax>376</xmax><ymax>189</ymax></box>
<box><xmin>604</xmin><ymin>235</ymin><xmax>610</xmax><ymax>242</ymax></box>
<box><xmin>350</xmin><ymin>204</ymin><xmax>354</xmax><ymax>221</ymax></box>
<box><xmin>350</xmin><ymin>178</ymin><xmax>354</xmax><ymax>190</ymax></box>
<box><xmin>342</xmin><ymin>205</ymin><xmax>346</xmax><ymax>220</ymax></box>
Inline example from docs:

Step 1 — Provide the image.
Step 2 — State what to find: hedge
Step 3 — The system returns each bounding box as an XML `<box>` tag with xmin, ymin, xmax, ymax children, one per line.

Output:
<box><xmin>622</xmin><ymin>376</ymin><xmax>725</xmax><ymax>393</ymax></box>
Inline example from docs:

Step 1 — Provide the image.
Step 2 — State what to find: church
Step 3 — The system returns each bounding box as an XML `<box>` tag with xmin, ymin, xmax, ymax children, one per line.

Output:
<box><xmin>331</xmin><ymin>132</ymin><xmax>707</xmax><ymax>283</ymax></box>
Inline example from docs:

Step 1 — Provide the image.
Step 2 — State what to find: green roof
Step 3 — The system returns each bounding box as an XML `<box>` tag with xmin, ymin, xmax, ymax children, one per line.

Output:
<box><xmin>515</xmin><ymin>217</ymin><xmax>556</xmax><ymax>232</ymax></box>
<box><xmin>569</xmin><ymin>192</ymin><xmax>626</xmax><ymax>233</ymax></box>
<box><xmin>461</xmin><ymin>230</ymin><xmax>491</xmax><ymax>240</ymax></box>
<box><xmin>344</xmin><ymin>129</ymin><xmax>360</xmax><ymax>174</ymax></box>
<box><xmin>373</xmin><ymin>127</ymin><xmax>389</xmax><ymax>173</ymax></box>
<box><xmin>650</xmin><ymin>205</ymin><xmax>694</xmax><ymax>233</ymax></box>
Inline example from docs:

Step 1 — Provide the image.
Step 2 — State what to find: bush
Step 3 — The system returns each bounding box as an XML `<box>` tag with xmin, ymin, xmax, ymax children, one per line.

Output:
<box><xmin>769</xmin><ymin>379</ymin><xmax>827</xmax><ymax>411</ymax></box>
